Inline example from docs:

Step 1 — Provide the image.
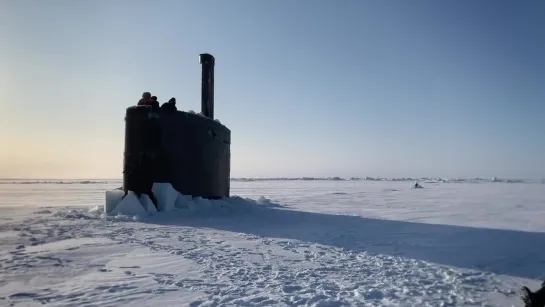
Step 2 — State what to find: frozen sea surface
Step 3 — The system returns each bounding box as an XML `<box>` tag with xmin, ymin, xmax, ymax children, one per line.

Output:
<box><xmin>1</xmin><ymin>179</ymin><xmax>544</xmax><ymax>306</ymax></box>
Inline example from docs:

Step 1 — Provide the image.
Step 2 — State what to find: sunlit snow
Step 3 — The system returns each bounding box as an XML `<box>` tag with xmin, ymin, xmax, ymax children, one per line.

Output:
<box><xmin>1</xmin><ymin>178</ymin><xmax>544</xmax><ymax>306</ymax></box>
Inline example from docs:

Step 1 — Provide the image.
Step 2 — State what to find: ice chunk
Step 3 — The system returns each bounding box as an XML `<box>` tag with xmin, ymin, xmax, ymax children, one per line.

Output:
<box><xmin>140</xmin><ymin>194</ymin><xmax>158</xmax><ymax>214</ymax></box>
<box><xmin>174</xmin><ymin>193</ymin><xmax>190</xmax><ymax>210</ymax></box>
<box><xmin>89</xmin><ymin>206</ymin><xmax>104</xmax><ymax>214</ymax></box>
<box><xmin>105</xmin><ymin>190</ymin><xmax>125</xmax><ymax>214</ymax></box>
<box><xmin>187</xmin><ymin>198</ymin><xmax>199</xmax><ymax>212</ymax></box>
<box><xmin>110</xmin><ymin>191</ymin><xmax>147</xmax><ymax>216</ymax></box>
<box><xmin>257</xmin><ymin>196</ymin><xmax>271</xmax><ymax>205</ymax></box>
<box><xmin>152</xmin><ymin>183</ymin><xmax>178</xmax><ymax>212</ymax></box>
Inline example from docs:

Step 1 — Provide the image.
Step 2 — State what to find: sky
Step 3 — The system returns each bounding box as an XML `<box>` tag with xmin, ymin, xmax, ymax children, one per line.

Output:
<box><xmin>0</xmin><ymin>0</ymin><xmax>544</xmax><ymax>179</ymax></box>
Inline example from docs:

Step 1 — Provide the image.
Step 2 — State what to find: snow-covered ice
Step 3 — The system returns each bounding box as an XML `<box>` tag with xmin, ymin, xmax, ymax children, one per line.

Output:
<box><xmin>1</xmin><ymin>179</ymin><xmax>544</xmax><ymax>306</ymax></box>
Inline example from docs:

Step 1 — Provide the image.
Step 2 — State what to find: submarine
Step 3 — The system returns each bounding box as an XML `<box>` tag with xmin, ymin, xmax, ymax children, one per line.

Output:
<box><xmin>122</xmin><ymin>53</ymin><xmax>231</xmax><ymax>200</ymax></box>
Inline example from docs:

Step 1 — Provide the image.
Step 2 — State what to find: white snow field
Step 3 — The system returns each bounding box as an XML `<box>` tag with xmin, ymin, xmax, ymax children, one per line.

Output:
<box><xmin>1</xmin><ymin>178</ymin><xmax>545</xmax><ymax>307</ymax></box>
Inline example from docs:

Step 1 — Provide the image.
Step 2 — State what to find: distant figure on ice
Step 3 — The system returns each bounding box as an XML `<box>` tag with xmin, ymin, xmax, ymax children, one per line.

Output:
<box><xmin>161</xmin><ymin>97</ymin><xmax>177</xmax><ymax>111</ymax></box>
<box><xmin>138</xmin><ymin>92</ymin><xmax>152</xmax><ymax>106</ymax></box>
<box><xmin>520</xmin><ymin>280</ymin><xmax>545</xmax><ymax>307</ymax></box>
<box><xmin>150</xmin><ymin>96</ymin><xmax>160</xmax><ymax>108</ymax></box>
<box><xmin>413</xmin><ymin>182</ymin><xmax>423</xmax><ymax>189</ymax></box>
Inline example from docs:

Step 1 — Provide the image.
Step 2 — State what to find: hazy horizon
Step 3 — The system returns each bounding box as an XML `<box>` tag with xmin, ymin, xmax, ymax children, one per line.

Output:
<box><xmin>0</xmin><ymin>175</ymin><xmax>543</xmax><ymax>181</ymax></box>
<box><xmin>1</xmin><ymin>0</ymin><xmax>544</xmax><ymax>179</ymax></box>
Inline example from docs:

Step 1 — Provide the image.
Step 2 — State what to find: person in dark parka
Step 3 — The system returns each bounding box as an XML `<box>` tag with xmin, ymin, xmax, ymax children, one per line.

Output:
<box><xmin>150</xmin><ymin>96</ymin><xmax>160</xmax><ymax>109</ymax></box>
<box><xmin>520</xmin><ymin>280</ymin><xmax>545</xmax><ymax>307</ymax></box>
<box><xmin>161</xmin><ymin>97</ymin><xmax>177</xmax><ymax>111</ymax></box>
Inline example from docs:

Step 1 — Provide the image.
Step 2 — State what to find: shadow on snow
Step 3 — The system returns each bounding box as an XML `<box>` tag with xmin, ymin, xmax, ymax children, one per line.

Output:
<box><xmin>144</xmin><ymin>202</ymin><xmax>545</xmax><ymax>280</ymax></box>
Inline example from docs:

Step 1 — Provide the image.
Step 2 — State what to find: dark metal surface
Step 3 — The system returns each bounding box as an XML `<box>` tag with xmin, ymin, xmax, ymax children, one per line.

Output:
<box><xmin>199</xmin><ymin>53</ymin><xmax>215</xmax><ymax>120</ymax></box>
<box><xmin>123</xmin><ymin>106</ymin><xmax>231</xmax><ymax>199</ymax></box>
<box><xmin>122</xmin><ymin>106</ymin><xmax>160</xmax><ymax>197</ymax></box>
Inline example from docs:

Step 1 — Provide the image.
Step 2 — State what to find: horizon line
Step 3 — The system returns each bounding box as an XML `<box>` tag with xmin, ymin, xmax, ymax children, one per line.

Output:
<box><xmin>0</xmin><ymin>176</ymin><xmax>542</xmax><ymax>181</ymax></box>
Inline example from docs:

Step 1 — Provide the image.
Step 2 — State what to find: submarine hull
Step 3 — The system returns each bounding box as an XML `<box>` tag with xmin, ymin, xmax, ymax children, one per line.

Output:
<box><xmin>123</xmin><ymin>106</ymin><xmax>231</xmax><ymax>199</ymax></box>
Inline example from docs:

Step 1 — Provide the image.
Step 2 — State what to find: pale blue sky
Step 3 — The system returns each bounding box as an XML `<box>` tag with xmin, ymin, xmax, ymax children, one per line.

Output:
<box><xmin>1</xmin><ymin>0</ymin><xmax>544</xmax><ymax>179</ymax></box>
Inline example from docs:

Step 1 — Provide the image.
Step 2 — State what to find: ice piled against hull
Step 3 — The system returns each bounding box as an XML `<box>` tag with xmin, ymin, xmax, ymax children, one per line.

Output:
<box><xmin>105</xmin><ymin>183</ymin><xmax>192</xmax><ymax>216</ymax></box>
<box><xmin>103</xmin><ymin>182</ymin><xmax>274</xmax><ymax>218</ymax></box>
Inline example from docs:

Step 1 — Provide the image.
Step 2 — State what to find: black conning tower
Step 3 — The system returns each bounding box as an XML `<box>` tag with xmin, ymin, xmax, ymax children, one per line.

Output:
<box><xmin>122</xmin><ymin>53</ymin><xmax>231</xmax><ymax>199</ymax></box>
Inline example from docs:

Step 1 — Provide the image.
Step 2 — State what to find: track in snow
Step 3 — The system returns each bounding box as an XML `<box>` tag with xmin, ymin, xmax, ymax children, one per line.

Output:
<box><xmin>1</xmin><ymin>200</ymin><xmax>540</xmax><ymax>307</ymax></box>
